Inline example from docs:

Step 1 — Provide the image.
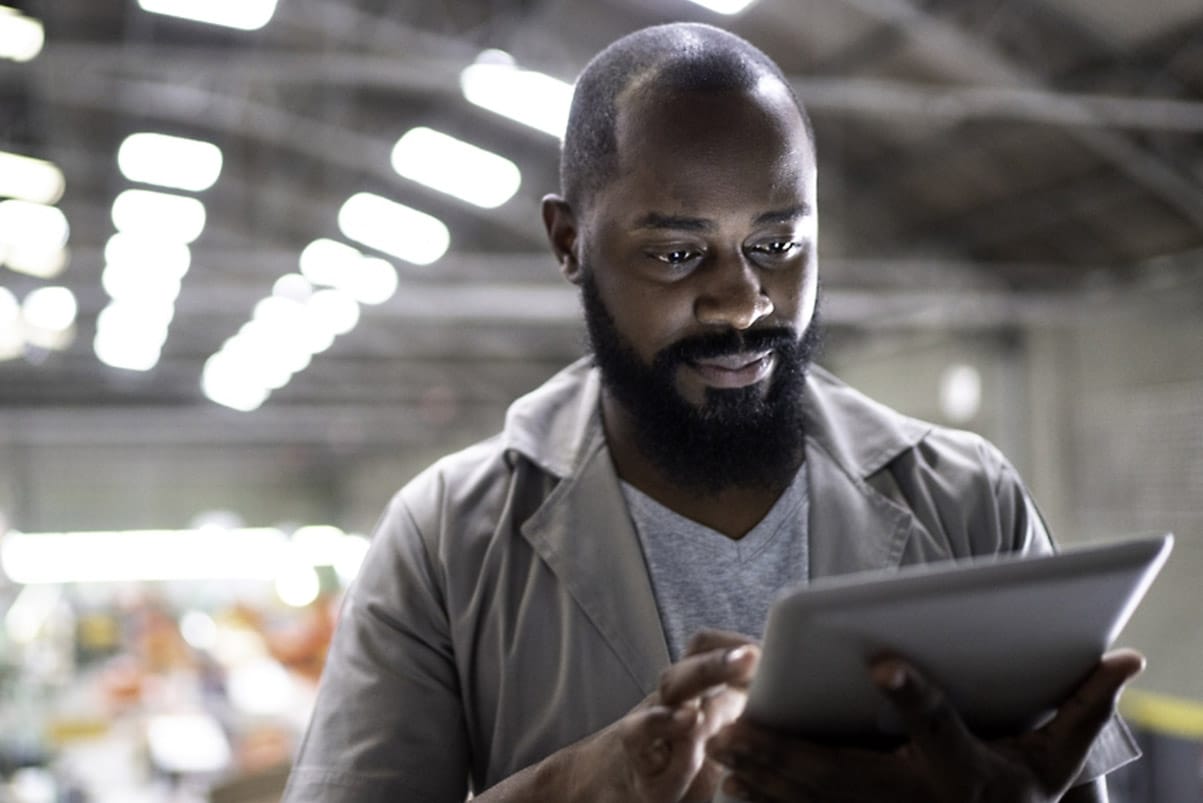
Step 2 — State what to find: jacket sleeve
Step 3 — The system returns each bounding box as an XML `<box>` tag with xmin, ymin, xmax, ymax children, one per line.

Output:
<box><xmin>282</xmin><ymin>488</ymin><xmax>471</xmax><ymax>803</ymax></box>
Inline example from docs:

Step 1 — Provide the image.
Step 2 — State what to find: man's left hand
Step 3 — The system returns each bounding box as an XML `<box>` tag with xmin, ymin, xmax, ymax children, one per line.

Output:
<box><xmin>707</xmin><ymin>649</ymin><xmax>1143</xmax><ymax>802</ymax></box>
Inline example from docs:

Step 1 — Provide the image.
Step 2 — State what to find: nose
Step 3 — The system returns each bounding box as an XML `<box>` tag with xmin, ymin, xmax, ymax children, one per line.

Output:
<box><xmin>694</xmin><ymin>254</ymin><xmax>774</xmax><ymax>330</ymax></box>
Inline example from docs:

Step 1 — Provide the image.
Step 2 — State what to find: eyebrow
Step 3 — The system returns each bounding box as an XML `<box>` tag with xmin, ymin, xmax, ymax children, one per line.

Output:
<box><xmin>631</xmin><ymin>204</ymin><xmax>812</xmax><ymax>232</ymax></box>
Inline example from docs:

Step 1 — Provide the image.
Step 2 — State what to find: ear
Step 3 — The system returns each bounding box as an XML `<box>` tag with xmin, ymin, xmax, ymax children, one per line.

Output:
<box><xmin>541</xmin><ymin>193</ymin><xmax>583</xmax><ymax>285</ymax></box>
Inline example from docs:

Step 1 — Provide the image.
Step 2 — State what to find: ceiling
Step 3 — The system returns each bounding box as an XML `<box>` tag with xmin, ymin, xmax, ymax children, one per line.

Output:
<box><xmin>2</xmin><ymin>0</ymin><xmax>1203</xmax><ymax>440</ymax></box>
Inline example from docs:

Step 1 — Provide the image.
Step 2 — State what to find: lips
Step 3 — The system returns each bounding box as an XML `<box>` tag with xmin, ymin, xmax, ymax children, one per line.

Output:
<box><xmin>689</xmin><ymin>350</ymin><xmax>775</xmax><ymax>389</ymax></box>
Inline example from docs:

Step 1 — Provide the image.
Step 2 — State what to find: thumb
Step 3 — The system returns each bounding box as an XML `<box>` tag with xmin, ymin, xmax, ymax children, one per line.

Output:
<box><xmin>1042</xmin><ymin>649</ymin><xmax>1144</xmax><ymax>781</ymax></box>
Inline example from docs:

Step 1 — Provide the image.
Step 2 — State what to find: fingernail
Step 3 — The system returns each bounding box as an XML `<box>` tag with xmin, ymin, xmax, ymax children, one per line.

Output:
<box><xmin>725</xmin><ymin>645</ymin><xmax>751</xmax><ymax>664</ymax></box>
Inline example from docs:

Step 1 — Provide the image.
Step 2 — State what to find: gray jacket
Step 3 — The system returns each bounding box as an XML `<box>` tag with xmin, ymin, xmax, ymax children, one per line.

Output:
<box><xmin>284</xmin><ymin>359</ymin><xmax>1136</xmax><ymax>801</ymax></box>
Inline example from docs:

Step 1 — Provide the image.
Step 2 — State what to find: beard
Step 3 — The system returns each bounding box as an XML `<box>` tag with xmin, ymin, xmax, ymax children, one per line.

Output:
<box><xmin>581</xmin><ymin>270</ymin><xmax>823</xmax><ymax>493</ymax></box>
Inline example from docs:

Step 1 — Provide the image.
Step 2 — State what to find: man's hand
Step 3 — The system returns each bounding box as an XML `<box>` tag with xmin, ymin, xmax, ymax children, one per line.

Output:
<box><xmin>707</xmin><ymin>649</ymin><xmax>1143</xmax><ymax>802</ymax></box>
<box><xmin>570</xmin><ymin>630</ymin><xmax>761</xmax><ymax>803</ymax></box>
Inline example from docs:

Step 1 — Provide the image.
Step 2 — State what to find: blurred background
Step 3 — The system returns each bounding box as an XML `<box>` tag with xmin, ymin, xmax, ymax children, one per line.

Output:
<box><xmin>0</xmin><ymin>0</ymin><xmax>1200</xmax><ymax>800</ymax></box>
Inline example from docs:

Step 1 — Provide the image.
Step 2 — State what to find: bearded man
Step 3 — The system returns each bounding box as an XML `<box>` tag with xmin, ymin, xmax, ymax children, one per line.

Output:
<box><xmin>284</xmin><ymin>22</ymin><xmax>1140</xmax><ymax>803</ymax></box>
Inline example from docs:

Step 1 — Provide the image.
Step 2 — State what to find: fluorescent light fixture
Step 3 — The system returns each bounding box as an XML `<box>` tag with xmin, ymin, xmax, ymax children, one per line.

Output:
<box><xmin>392</xmin><ymin>127</ymin><xmax>521</xmax><ymax>209</ymax></box>
<box><xmin>0</xmin><ymin>199</ymin><xmax>69</xmax><ymax>250</ymax></box>
<box><xmin>94</xmin><ymin>301</ymin><xmax>172</xmax><ymax>372</ymax></box>
<box><xmin>102</xmin><ymin>261</ymin><xmax>182</xmax><ymax>305</ymax></box>
<box><xmin>460</xmin><ymin>51</ymin><xmax>574</xmax><ymax>138</ymax></box>
<box><xmin>0</xmin><ymin>150</ymin><xmax>64</xmax><ymax>204</ymax></box>
<box><xmin>299</xmin><ymin>239</ymin><xmax>398</xmax><ymax>305</ymax></box>
<box><xmin>1</xmin><ymin>527</ymin><xmax>290</xmax><ymax>583</ymax></box>
<box><xmin>306</xmin><ymin>288</ymin><xmax>359</xmax><ymax>336</ymax></box>
<box><xmin>201</xmin><ymin>351</ymin><xmax>270</xmax><ymax>412</ymax></box>
<box><xmin>299</xmin><ymin>238</ymin><xmax>362</xmax><ymax>288</ymax></box>
<box><xmin>136</xmin><ymin>0</ymin><xmax>278</xmax><ymax>31</ymax></box>
<box><xmin>21</xmin><ymin>286</ymin><xmax>76</xmax><ymax>332</ymax></box>
<box><xmin>0</xmin><ymin>6</ymin><xmax>44</xmax><ymax>62</ymax></box>
<box><xmin>272</xmin><ymin>273</ymin><xmax>313</xmax><ymax>302</ymax></box>
<box><xmin>117</xmin><ymin>132</ymin><xmax>223</xmax><ymax>192</ymax></box>
<box><xmin>684</xmin><ymin>0</ymin><xmax>757</xmax><ymax>13</ymax></box>
<box><xmin>4</xmin><ymin>243</ymin><xmax>68</xmax><ymax>279</ymax></box>
<box><xmin>338</xmin><ymin>192</ymin><xmax>449</xmax><ymax>266</ymax></box>
<box><xmin>105</xmin><ymin>233</ymin><xmax>191</xmax><ymax>279</ymax></box>
<box><xmin>111</xmin><ymin>189</ymin><xmax>206</xmax><ymax>244</ymax></box>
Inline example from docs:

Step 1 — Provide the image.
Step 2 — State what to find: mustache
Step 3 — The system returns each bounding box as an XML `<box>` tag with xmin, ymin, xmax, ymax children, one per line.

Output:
<box><xmin>655</xmin><ymin>327</ymin><xmax>800</xmax><ymax>367</ymax></box>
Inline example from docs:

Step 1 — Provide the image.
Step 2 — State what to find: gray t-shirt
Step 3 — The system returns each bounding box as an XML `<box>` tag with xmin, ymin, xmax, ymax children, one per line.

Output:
<box><xmin>620</xmin><ymin>468</ymin><xmax>810</xmax><ymax>662</ymax></box>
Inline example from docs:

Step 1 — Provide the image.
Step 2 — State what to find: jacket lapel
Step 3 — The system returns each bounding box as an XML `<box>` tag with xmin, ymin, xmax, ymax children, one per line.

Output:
<box><xmin>520</xmin><ymin>428</ymin><xmax>671</xmax><ymax>697</ymax></box>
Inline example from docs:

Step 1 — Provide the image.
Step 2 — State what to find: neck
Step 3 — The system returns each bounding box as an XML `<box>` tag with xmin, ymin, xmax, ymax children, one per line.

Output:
<box><xmin>601</xmin><ymin>390</ymin><xmax>802</xmax><ymax>539</ymax></box>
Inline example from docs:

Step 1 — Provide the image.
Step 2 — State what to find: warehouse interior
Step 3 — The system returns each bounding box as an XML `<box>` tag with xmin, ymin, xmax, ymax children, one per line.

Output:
<box><xmin>0</xmin><ymin>0</ymin><xmax>1201</xmax><ymax>800</ymax></box>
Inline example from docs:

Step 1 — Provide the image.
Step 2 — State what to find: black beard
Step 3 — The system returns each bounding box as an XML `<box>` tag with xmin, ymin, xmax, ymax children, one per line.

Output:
<box><xmin>581</xmin><ymin>270</ymin><xmax>823</xmax><ymax>493</ymax></box>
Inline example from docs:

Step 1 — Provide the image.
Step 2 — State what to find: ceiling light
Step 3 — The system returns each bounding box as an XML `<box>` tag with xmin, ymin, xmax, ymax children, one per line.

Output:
<box><xmin>94</xmin><ymin>301</ymin><xmax>172</xmax><ymax>372</ymax></box>
<box><xmin>201</xmin><ymin>352</ymin><xmax>270</xmax><ymax>412</ymax></box>
<box><xmin>112</xmin><ymin>189</ymin><xmax>206</xmax><ymax>243</ymax></box>
<box><xmin>306</xmin><ymin>288</ymin><xmax>360</xmax><ymax>336</ymax></box>
<box><xmin>136</xmin><ymin>0</ymin><xmax>278</xmax><ymax>31</ymax></box>
<box><xmin>0</xmin><ymin>150</ymin><xmax>64</xmax><ymax>204</ymax></box>
<box><xmin>3</xmin><ymin>244</ymin><xmax>68</xmax><ymax>279</ymax></box>
<box><xmin>0</xmin><ymin>7</ymin><xmax>44</xmax><ymax>62</ymax></box>
<box><xmin>460</xmin><ymin>51</ymin><xmax>573</xmax><ymax>138</ymax></box>
<box><xmin>117</xmin><ymin>132</ymin><xmax>223</xmax><ymax>192</ymax></box>
<box><xmin>298</xmin><ymin>239</ymin><xmax>398</xmax><ymax>305</ymax></box>
<box><xmin>21</xmin><ymin>286</ymin><xmax>76</xmax><ymax>333</ymax></box>
<box><xmin>0</xmin><ymin>527</ymin><xmax>290</xmax><ymax>583</ymax></box>
<box><xmin>299</xmin><ymin>238</ymin><xmax>362</xmax><ymax>288</ymax></box>
<box><xmin>684</xmin><ymin>0</ymin><xmax>757</xmax><ymax>13</ymax></box>
<box><xmin>105</xmin><ymin>233</ymin><xmax>191</xmax><ymax>279</ymax></box>
<box><xmin>0</xmin><ymin>200</ymin><xmax>69</xmax><ymax>250</ymax></box>
<box><xmin>392</xmin><ymin>127</ymin><xmax>521</xmax><ymax>209</ymax></box>
<box><xmin>272</xmin><ymin>273</ymin><xmax>313</xmax><ymax>302</ymax></box>
<box><xmin>102</xmin><ymin>261</ymin><xmax>182</xmax><ymax>305</ymax></box>
<box><xmin>337</xmin><ymin>193</ymin><xmax>449</xmax><ymax>266</ymax></box>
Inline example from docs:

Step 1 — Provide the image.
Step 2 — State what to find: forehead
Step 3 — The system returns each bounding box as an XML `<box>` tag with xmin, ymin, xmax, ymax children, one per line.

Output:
<box><xmin>602</xmin><ymin>80</ymin><xmax>815</xmax><ymax>221</ymax></box>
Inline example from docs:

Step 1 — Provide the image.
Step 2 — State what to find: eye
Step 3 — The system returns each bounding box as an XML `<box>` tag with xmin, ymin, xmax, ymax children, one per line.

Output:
<box><xmin>750</xmin><ymin>240</ymin><xmax>799</xmax><ymax>256</ymax></box>
<box><xmin>651</xmin><ymin>248</ymin><xmax>702</xmax><ymax>266</ymax></box>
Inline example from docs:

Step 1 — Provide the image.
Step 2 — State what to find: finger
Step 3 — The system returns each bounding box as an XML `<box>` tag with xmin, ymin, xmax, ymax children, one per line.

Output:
<box><xmin>660</xmin><ymin>644</ymin><xmax>760</xmax><ymax>707</ymax></box>
<box><xmin>870</xmin><ymin>657</ymin><xmax>980</xmax><ymax>771</ymax></box>
<box><xmin>1041</xmin><ymin>649</ymin><xmax>1145</xmax><ymax>778</ymax></box>
<box><xmin>684</xmin><ymin>629</ymin><xmax>759</xmax><ymax>657</ymax></box>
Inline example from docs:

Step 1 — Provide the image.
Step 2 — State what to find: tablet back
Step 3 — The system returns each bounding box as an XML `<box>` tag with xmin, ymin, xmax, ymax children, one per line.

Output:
<box><xmin>746</xmin><ymin>534</ymin><xmax>1172</xmax><ymax>740</ymax></box>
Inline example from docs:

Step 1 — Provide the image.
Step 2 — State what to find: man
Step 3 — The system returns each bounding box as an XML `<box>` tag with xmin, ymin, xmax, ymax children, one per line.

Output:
<box><xmin>283</xmin><ymin>22</ymin><xmax>1141</xmax><ymax>803</ymax></box>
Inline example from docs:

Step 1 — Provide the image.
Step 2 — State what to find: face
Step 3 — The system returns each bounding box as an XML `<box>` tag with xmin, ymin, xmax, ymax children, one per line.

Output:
<box><xmin>580</xmin><ymin>78</ymin><xmax>818</xmax><ymax>408</ymax></box>
<box><xmin>550</xmin><ymin>79</ymin><xmax>821</xmax><ymax>490</ymax></box>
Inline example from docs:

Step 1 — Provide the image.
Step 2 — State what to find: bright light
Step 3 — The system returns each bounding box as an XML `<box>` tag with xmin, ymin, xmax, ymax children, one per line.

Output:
<box><xmin>21</xmin><ymin>286</ymin><xmax>76</xmax><ymax>332</ymax></box>
<box><xmin>306</xmin><ymin>288</ymin><xmax>359</xmax><ymax>336</ymax></box>
<box><xmin>0</xmin><ymin>6</ymin><xmax>44</xmax><ymax>62</ymax></box>
<box><xmin>684</xmin><ymin>0</ymin><xmax>758</xmax><ymax>14</ymax></box>
<box><xmin>299</xmin><ymin>238</ymin><xmax>362</xmax><ymax>288</ymax></box>
<box><xmin>146</xmin><ymin>714</ymin><xmax>231</xmax><ymax>775</ymax></box>
<box><xmin>298</xmin><ymin>239</ymin><xmax>398</xmax><ymax>305</ymax></box>
<box><xmin>102</xmin><ymin>261</ymin><xmax>183</xmax><ymax>305</ymax></box>
<box><xmin>272</xmin><ymin>273</ymin><xmax>312</xmax><ymax>302</ymax></box>
<box><xmin>0</xmin><ymin>150</ymin><xmax>64</xmax><ymax>204</ymax></box>
<box><xmin>460</xmin><ymin>51</ymin><xmax>573</xmax><ymax>138</ymax></box>
<box><xmin>4</xmin><ymin>244</ymin><xmax>67</xmax><ymax>279</ymax></box>
<box><xmin>179</xmin><ymin>611</ymin><xmax>218</xmax><ymax>651</ymax></box>
<box><xmin>104</xmin><ymin>233</ymin><xmax>192</xmax><ymax>279</ymax></box>
<box><xmin>4</xmin><ymin>585</ymin><xmax>62</xmax><ymax>644</ymax></box>
<box><xmin>939</xmin><ymin>363</ymin><xmax>983</xmax><ymax>423</ymax></box>
<box><xmin>392</xmin><ymin>127</ymin><xmax>521</xmax><ymax>209</ymax></box>
<box><xmin>334</xmin><ymin>534</ymin><xmax>371</xmax><ymax>585</ymax></box>
<box><xmin>117</xmin><ymin>132</ymin><xmax>223</xmax><ymax>192</ymax></box>
<box><xmin>275</xmin><ymin>561</ymin><xmax>321</xmax><ymax>608</ymax></box>
<box><xmin>137</xmin><ymin>0</ymin><xmax>278</xmax><ymax>31</ymax></box>
<box><xmin>0</xmin><ymin>200</ymin><xmax>69</xmax><ymax>250</ymax></box>
<box><xmin>111</xmin><ymin>189</ymin><xmax>206</xmax><ymax>244</ymax></box>
<box><xmin>94</xmin><ymin>301</ymin><xmax>172</xmax><ymax>372</ymax></box>
<box><xmin>201</xmin><ymin>351</ymin><xmax>270</xmax><ymax>412</ymax></box>
<box><xmin>0</xmin><ymin>527</ymin><xmax>290</xmax><ymax>583</ymax></box>
<box><xmin>338</xmin><ymin>192</ymin><xmax>449</xmax><ymax>266</ymax></box>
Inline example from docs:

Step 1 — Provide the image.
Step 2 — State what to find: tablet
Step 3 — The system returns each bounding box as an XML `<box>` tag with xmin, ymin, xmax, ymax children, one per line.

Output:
<box><xmin>744</xmin><ymin>533</ymin><xmax>1173</xmax><ymax>742</ymax></box>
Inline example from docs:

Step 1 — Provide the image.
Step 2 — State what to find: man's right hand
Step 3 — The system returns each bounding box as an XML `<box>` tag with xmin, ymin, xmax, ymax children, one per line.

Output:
<box><xmin>563</xmin><ymin>630</ymin><xmax>760</xmax><ymax>803</ymax></box>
